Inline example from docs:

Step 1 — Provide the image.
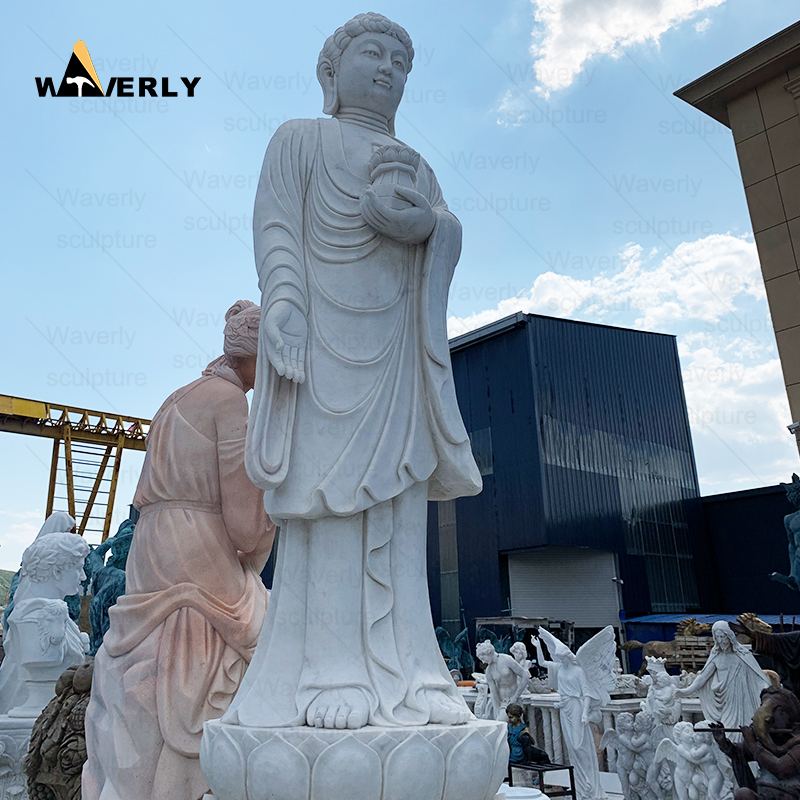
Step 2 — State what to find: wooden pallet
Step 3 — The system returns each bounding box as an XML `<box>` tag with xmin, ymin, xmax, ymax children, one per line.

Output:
<box><xmin>673</xmin><ymin>636</ymin><xmax>713</xmax><ymax>672</ymax></box>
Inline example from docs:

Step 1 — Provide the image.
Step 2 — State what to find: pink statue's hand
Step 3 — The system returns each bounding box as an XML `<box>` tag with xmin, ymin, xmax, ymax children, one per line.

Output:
<box><xmin>360</xmin><ymin>185</ymin><xmax>435</xmax><ymax>245</ymax></box>
<box><xmin>263</xmin><ymin>300</ymin><xmax>307</xmax><ymax>383</ymax></box>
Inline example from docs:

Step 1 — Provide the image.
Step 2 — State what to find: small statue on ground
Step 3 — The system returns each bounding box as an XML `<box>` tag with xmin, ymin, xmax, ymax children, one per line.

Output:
<box><xmin>712</xmin><ymin>686</ymin><xmax>800</xmax><ymax>800</ymax></box>
<box><xmin>476</xmin><ymin>640</ymin><xmax>529</xmax><ymax>720</ymax></box>
<box><xmin>770</xmin><ymin>474</ymin><xmax>800</xmax><ymax>591</ymax></box>
<box><xmin>0</xmin><ymin>532</ymin><xmax>89</xmax><ymax>716</ymax></box>
<box><xmin>507</xmin><ymin>703</ymin><xmax>549</xmax><ymax>766</ymax></box>
<box><xmin>677</xmin><ymin>622</ymin><xmax>770</xmax><ymax>737</ymax></box>
<box><xmin>535</xmin><ymin>626</ymin><xmax>617</xmax><ymax>800</ymax></box>
<box><xmin>26</xmin><ymin>661</ymin><xmax>93</xmax><ymax>800</ymax></box>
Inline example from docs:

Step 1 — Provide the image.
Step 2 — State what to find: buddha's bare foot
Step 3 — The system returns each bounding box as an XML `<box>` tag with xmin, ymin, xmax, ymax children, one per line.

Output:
<box><xmin>306</xmin><ymin>687</ymin><xmax>371</xmax><ymax>729</ymax></box>
<box><xmin>425</xmin><ymin>689</ymin><xmax>472</xmax><ymax>725</ymax></box>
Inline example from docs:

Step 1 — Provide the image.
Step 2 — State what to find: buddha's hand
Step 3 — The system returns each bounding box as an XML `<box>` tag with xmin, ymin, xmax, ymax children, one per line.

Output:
<box><xmin>360</xmin><ymin>185</ymin><xmax>435</xmax><ymax>245</ymax></box>
<box><xmin>263</xmin><ymin>300</ymin><xmax>307</xmax><ymax>383</ymax></box>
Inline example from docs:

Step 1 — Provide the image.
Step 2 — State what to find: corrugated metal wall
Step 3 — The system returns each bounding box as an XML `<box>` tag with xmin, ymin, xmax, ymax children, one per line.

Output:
<box><xmin>427</xmin><ymin>313</ymin><xmax>709</xmax><ymax>634</ymax></box>
<box><xmin>529</xmin><ymin>316</ymin><xmax>705</xmax><ymax>615</ymax></box>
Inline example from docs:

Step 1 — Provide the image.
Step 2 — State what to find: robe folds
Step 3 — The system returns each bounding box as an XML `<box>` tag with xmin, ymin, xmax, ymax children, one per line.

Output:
<box><xmin>82</xmin><ymin>374</ymin><xmax>274</xmax><ymax>800</ymax></box>
<box><xmin>227</xmin><ymin>117</ymin><xmax>481</xmax><ymax>729</ymax></box>
<box><xmin>245</xmin><ymin>117</ymin><xmax>482</xmax><ymax>519</ymax></box>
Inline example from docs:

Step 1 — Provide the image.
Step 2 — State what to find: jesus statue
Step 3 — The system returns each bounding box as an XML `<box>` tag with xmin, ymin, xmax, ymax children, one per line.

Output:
<box><xmin>223</xmin><ymin>12</ymin><xmax>482</xmax><ymax>732</ymax></box>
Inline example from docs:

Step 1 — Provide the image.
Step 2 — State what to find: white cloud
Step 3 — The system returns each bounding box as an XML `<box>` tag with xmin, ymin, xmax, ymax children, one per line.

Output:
<box><xmin>448</xmin><ymin>233</ymin><xmax>799</xmax><ymax>491</ymax></box>
<box><xmin>695</xmin><ymin>17</ymin><xmax>712</xmax><ymax>33</ymax></box>
<box><xmin>448</xmin><ymin>233</ymin><xmax>763</xmax><ymax>337</ymax></box>
<box><xmin>527</xmin><ymin>0</ymin><xmax>726</xmax><ymax>96</ymax></box>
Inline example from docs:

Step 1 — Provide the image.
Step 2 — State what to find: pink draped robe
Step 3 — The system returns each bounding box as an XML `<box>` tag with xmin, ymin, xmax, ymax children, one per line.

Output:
<box><xmin>82</xmin><ymin>372</ymin><xmax>274</xmax><ymax>800</ymax></box>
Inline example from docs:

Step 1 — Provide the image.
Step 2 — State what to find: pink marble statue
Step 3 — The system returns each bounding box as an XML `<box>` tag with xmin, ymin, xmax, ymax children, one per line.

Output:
<box><xmin>82</xmin><ymin>300</ymin><xmax>275</xmax><ymax>800</ymax></box>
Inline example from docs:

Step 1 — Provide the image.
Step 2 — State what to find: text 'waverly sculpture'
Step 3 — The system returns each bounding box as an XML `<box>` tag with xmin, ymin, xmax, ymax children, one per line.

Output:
<box><xmin>200</xmin><ymin>12</ymin><xmax>508</xmax><ymax>800</ymax></box>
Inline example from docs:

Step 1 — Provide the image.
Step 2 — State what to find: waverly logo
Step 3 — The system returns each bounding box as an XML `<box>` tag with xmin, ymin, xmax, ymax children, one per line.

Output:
<box><xmin>36</xmin><ymin>40</ymin><xmax>201</xmax><ymax>98</ymax></box>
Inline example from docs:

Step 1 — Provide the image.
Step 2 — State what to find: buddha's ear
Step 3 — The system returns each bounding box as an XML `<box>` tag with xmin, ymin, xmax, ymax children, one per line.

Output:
<box><xmin>317</xmin><ymin>58</ymin><xmax>338</xmax><ymax>115</ymax></box>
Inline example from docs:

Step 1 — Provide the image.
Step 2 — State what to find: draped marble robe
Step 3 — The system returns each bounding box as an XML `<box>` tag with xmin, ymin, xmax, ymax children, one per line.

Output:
<box><xmin>229</xmin><ymin>117</ymin><xmax>482</xmax><ymax>729</ymax></box>
<box><xmin>83</xmin><ymin>372</ymin><xmax>274</xmax><ymax>800</ymax></box>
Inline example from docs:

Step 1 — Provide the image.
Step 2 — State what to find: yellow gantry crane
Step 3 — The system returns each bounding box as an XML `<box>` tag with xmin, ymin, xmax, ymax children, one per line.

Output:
<box><xmin>0</xmin><ymin>395</ymin><xmax>150</xmax><ymax>541</ymax></box>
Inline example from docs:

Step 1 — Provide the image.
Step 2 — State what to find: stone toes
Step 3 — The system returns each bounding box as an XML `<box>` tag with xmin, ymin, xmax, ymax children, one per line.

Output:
<box><xmin>323</xmin><ymin>706</ymin><xmax>338</xmax><ymax>729</ymax></box>
<box><xmin>347</xmin><ymin>705</ymin><xmax>369</xmax><ymax>729</ymax></box>
<box><xmin>334</xmin><ymin>707</ymin><xmax>349</xmax><ymax>729</ymax></box>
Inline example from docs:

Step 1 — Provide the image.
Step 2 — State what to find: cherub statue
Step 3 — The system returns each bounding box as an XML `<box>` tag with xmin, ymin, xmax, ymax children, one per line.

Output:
<box><xmin>712</xmin><ymin>686</ymin><xmax>800</xmax><ymax>800</ymax></box>
<box><xmin>771</xmin><ymin>474</ymin><xmax>800</xmax><ymax>591</ymax></box>
<box><xmin>632</xmin><ymin>712</ymin><xmax>660</xmax><ymax>800</ymax></box>
<box><xmin>600</xmin><ymin>712</ymin><xmax>637</xmax><ymax>800</ymax></box>
<box><xmin>535</xmin><ymin>626</ymin><xmax>617</xmax><ymax>800</ymax></box>
<box><xmin>654</xmin><ymin>721</ymin><xmax>705</xmax><ymax>800</ymax></box>
<box><xmin>476</xmin><ymin>640</ymin><xmax>529</xmax><ymax>720</ymax></box>
<box><xmin>655</xmin><ymin>721</ymin><xmax>729</xmax><ymax>800</ymax></box>
<box><xmin>641</xmin><ymin>657</ymin><xmax>682</xmax><ymax>740</ymax></box>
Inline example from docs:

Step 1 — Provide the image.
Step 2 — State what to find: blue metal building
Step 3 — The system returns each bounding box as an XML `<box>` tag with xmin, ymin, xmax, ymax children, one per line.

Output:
<box><xmin>427</xmin><ymin>312</ymin><xmax>712</xmax><ymax>639</ymax></box>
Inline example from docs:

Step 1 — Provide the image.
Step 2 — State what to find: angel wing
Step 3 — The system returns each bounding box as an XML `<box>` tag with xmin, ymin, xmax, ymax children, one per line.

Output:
<box><xmin>599</xmin><ymin>728</ymin><xmax>618</xmax><ymax>751</ymax></box>
<box><xmin>576</xmin><ymin>625</ymin><xmax>617</xmax><ymax>706</ymax></box>
<box><xmin>654</xmin><ymin>737</ymin><xmax>679</xmax><ymax>766</ymax></box>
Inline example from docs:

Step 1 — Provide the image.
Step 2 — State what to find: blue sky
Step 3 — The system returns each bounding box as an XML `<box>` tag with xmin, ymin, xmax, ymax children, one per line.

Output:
<box><xmin>1</xmin><ymin>0</ymin><xmax>799</xmax><ymax>571</ymax></box>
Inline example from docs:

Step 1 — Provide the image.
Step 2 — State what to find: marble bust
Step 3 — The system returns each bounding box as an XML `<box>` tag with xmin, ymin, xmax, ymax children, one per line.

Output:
<box><xmin>229</xmin><ymin>11</ymin><xmax>482</xmax><ymax>732</ymax></box>
<box><xmin>0</xmin><ymin>532</ymin><xmax>89</xmax><ymax>717</ymax></box>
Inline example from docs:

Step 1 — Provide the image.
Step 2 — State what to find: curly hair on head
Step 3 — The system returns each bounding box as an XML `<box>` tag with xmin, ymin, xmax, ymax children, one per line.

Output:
<box><xmin>318</xmin><ymin>12</ymin><xmax>414</xmax><ymax>76</ymax></box>
<box><xmin>20</xmin><ymin>532</ymin><xmax>89</xmax><ymax>584</ymax></box>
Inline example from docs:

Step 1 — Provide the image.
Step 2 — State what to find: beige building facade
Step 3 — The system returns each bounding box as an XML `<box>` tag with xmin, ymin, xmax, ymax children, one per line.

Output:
<box><xmin>677</xmin><ymin>22</ymin><xmax>800</xmax><ymax>426</ymax></box>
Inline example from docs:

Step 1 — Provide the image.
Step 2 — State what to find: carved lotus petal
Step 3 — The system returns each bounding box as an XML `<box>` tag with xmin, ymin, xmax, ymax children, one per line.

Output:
<box><xmin>201</xmin><ymin>727</ymin><xmax>246</xmax><ymax>800</ymax></box>
<box><xmin>383</xmin><ymin>732</ymin><xmax>444</xmax><ymax>800</ymax></box>
<box><xmin>442</xmin><ymin>730</ymin><xmax>492</xmax><ymax>800</ymax></box>
<box><xmin>311</xmin><ymin>736</ymin><xmax>382</xmax><ymax>800</ymax></box>
<box><xmin>486</xmin><ymin>726</ymin><xmax>509</xmax><ymax>800</ymax></box>
<box><xmin>247</xmin><ymin>734</ymin><xmax>310</xmax><ymax>800</ymax></box>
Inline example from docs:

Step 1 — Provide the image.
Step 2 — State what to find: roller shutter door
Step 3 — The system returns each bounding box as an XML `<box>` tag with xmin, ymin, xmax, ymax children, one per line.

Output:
<box><xmin>508</xmin><ymin>547</ymin><xmax>620</xmax><ymax>628</ymax></box>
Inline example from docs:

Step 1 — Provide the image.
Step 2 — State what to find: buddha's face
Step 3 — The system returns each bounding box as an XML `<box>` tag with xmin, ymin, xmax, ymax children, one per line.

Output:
<box><xmin>337</xmin><ymin>32</ymin><xmax>409</xmax><ymax>119</ymax></box>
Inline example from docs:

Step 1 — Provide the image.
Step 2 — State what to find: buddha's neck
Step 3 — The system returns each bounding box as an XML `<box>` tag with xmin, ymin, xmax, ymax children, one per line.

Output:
<box><xmin>335</xmin><ymin>107</ymin><xmax>391</xmax><ymax>135</ymax></box>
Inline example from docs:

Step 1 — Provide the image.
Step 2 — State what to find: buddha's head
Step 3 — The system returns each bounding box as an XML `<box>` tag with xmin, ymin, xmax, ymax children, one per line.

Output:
<box><xmin>317</xmin><ymin>13</ymin><xmax>414</xmax><ymax>129</ymax></box>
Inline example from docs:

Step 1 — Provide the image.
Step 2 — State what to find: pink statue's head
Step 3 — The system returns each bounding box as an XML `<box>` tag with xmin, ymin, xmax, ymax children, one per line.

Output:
<box><xmin>204</xmin><ymin>300</ymin><xmax>260</xmax><ymax>392</ymax></box>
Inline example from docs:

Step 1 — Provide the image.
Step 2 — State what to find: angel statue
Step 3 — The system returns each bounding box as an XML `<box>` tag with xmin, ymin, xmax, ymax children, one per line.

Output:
<box><xmin>641</xmin><ymin>657</ymin><xmax>682</xmax><ymax>741</ymax></box>
<box><xmin>654</xmin><ymin>721</ymin><xmax>728</xmax><ymax>800</ymax></box>
<box><xmin>600</xmin><ymin>712</ymin><xmax>637</xmax><ymax>800</ymax></box>
<box><xmin>535</xmin><ymin>626</ymin><xmax>617</xmax><ymax>800</ymax></box>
